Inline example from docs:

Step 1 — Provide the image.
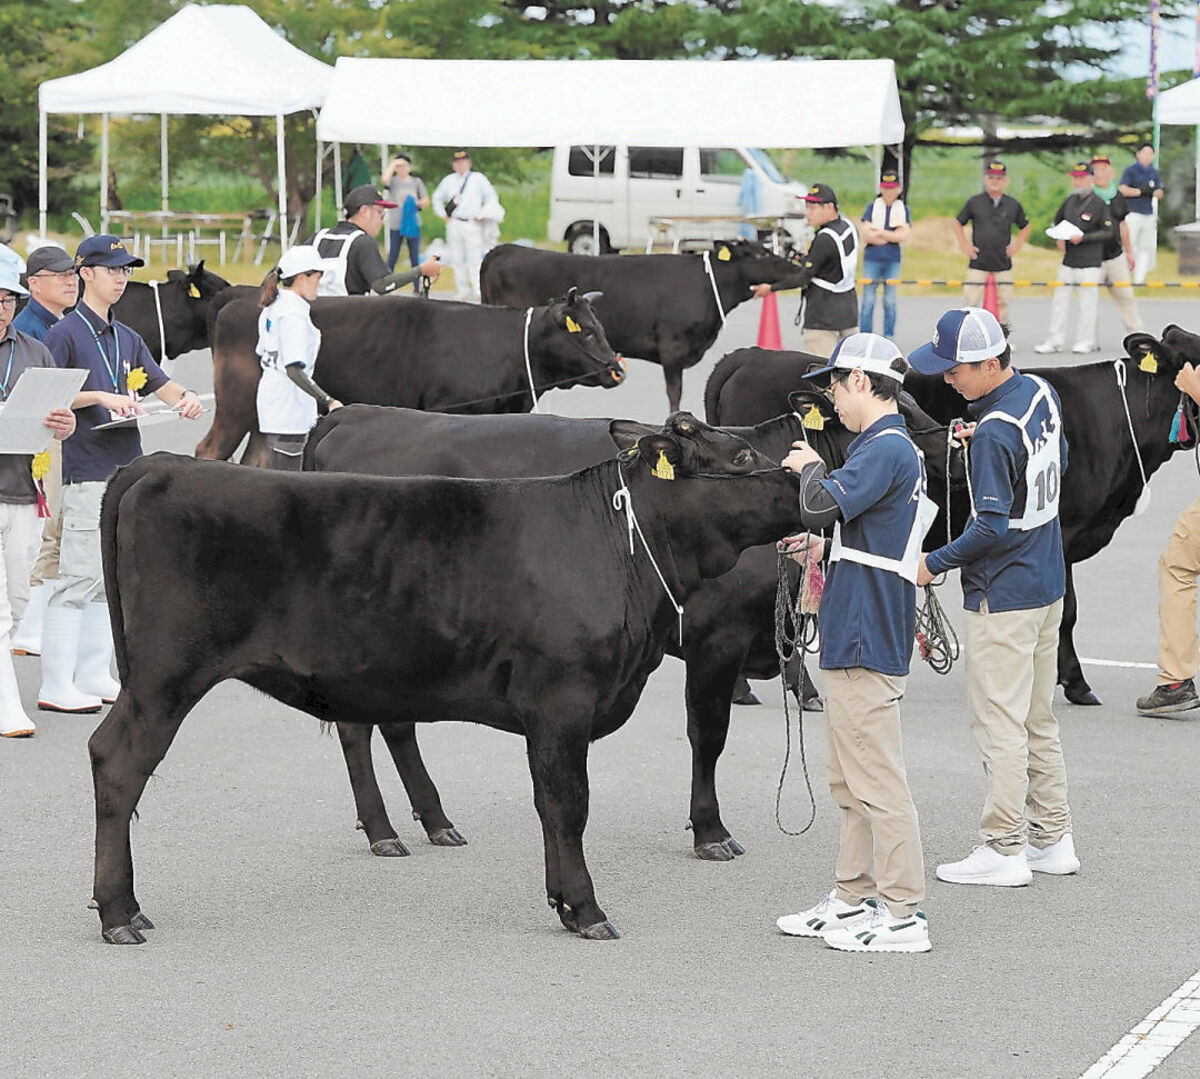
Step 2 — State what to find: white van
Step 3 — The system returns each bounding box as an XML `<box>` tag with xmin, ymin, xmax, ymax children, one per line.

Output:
<box><xmin>547</xmin><ymin>144</ymin><xmax>810</xmax><ymax>254</ymax></box>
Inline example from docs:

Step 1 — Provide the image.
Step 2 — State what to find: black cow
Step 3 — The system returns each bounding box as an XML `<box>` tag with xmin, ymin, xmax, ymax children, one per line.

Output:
<box><xmin>480</xmin><ymin>240</ymin><xmax>799</xmax><ymax>413</ymax></box>
<box><xmin>92</xmin><ymin>416</ymin><xmax>806</xmax><ymax>944</ymax></box>
<box><xmin>195</xmin><ymin>288</ymin><xmax>624</xmax><ymax>467</ymax></box>
<box><xmin>704</xmin><ymin>333</ymin><xmax>1200</xmax><ymax>705</ymax></box>
<box><xmin>304</xmin><ymin>400</ymin><xmax>964</xmax><ymax>862</ymax></box>
<box><xmin>111</xmin><ymin>262</ymin><xmax>230</xmax><ymax>363</ymax></box>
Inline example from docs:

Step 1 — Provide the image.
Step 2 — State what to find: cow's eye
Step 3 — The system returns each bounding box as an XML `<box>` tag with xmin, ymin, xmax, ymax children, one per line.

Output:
<box><xmin>733</xmin><ymin>449</ymin><xmax>752</xmax><ymax>466</ymax></box>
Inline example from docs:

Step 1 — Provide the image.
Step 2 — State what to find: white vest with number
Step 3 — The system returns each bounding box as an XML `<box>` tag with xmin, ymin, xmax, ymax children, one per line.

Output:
<box><xmin>312</xmin><ymin>228</ymin><xmax>356</xmax><ymax>297</ymax></box>
<box><xmin>828</xmin><ymin>428</ymin><xmax>939</xmax><ymax>584</ymax></box>
<box><xmin>809</xmin><ymin>218</ymin><xmax>859</xmax><ymax>293</ymax></box>
<box><xmin>974</xmin><ymin>374</ymin><xmax>1062</xmax><ymax>531</ymax></box>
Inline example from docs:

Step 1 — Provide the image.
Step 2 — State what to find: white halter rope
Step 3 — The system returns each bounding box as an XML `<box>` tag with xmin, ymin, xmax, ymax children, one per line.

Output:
<box><xmin>701</xmin><ymin>250</ymin><xmax>728</xmax><ymax>328</ymax></box>
<box><xmin>149</xmin><ymin>280</ymin><xmax>169</xmax><ymax>371</ymax></box>
<box><xmin>1114</xmin><ymin>359</ymin><xmax>1152</xmax><ymax>514</ymax></box>
<box><xmin>522</xmin><ymin>306</ymin><xmax>538</xmax><ymax>413</ymax></box>
<box><xmin>611</xmin><ymin>478</ymin><xmax>684</xmax><ymax>645</ymax></box>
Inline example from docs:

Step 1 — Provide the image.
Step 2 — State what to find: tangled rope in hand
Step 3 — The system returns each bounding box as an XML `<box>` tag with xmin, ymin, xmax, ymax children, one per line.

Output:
<box><xmin>915</xmin><ymin>581</ymin><xmax>959</xmax><ymax>675</ymax></box>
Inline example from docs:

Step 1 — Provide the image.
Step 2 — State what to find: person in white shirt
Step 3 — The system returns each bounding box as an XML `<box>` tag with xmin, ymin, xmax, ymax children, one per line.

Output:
<box><xmin>255</xmin><ymin>246</ymin><xmax>342</xmax><ymax>470</ymax></box>
<box><xmin>431</xmin><ymin>150</ymin><xmax>500</xmax><ymax>302</ymax></box>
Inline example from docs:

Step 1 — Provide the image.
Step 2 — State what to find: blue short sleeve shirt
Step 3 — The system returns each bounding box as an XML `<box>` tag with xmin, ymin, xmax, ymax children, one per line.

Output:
<box><xmin>817</xmin><ymin>413</ymin><xmax>921</xmax><ymax>676</ymax></box>
<box><xmin>44</xmin><ymin>301</ymin><xmax>169</xmax><ymax>484</ymax></box>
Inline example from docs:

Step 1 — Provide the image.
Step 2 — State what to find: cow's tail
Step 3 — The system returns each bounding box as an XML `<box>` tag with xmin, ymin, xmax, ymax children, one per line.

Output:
<box><xmin>703</xmin><ymin>349</ymin><xmax>751</xmax><ymax>426</ymax></box>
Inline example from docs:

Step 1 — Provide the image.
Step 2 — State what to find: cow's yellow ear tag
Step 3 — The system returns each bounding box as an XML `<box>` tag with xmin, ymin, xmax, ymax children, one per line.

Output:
<box><xmin>565</xmin><ymin>315</ymin><xmax>581</xmax><ymax>333</ymax></box>
<box><xmin>1140</xmin><ymin>351</ymin><xmax>1158</xmax><ymax>374</ymax></box>
<box><xmin>188</xmin><ymin>284</ymin><xmax>201</xmax><ymax>299</ymax></box>
<box><xmin>717</xmin><ymin>245</ymin><xmax>731</xmax><ymax>261</ymax></box>
<box><xmin>802</xmin><ymin>405</ymin><xmax>825</xmax><ymax>431</ymax></box>
<box><xmin>651</xmin><ymin>451</ymin><xmax>675</xmax><ymax>480</ymax></box>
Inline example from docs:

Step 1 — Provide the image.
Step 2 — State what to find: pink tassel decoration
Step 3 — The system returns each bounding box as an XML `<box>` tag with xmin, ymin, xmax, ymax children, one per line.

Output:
<box><xmin>800</xmin><ymin>554</ymin><xmax>825</xmax><ymax>615</ymax></box>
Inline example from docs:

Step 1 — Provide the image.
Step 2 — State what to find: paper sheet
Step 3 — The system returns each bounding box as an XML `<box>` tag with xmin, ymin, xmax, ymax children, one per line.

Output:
<box><xmin>0</xmin><ymin>368</ymin><xmax>88</xmax><ymax>455</ymax></box>
<box><xmin>1045</xmin><ymin>220</ymin><xmax>1084</xmax><ymax>241</ymax></box>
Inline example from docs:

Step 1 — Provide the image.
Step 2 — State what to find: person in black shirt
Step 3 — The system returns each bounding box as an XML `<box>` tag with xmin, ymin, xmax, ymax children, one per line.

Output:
<box><xmin>1089</xmin><ymin>154</ymin><xmax>1143</xmax><ymax>336</ymax></box>
<box><xmin>1035</xmin><ymin>162</ymin><xmax>1112</xmax><ymax>355</ymax></box>
<box><xmin>952</xmin><ymin>160</ymin><xmax>1030</xmax><ymax>324</ymax></box>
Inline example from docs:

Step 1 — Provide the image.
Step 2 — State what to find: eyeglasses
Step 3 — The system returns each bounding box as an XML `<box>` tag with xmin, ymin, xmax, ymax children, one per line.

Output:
<box><xmin>0</xmin><ymin>295</ymin><xmax>17</xmax><ymax>309</ymax></box>
<box><xmin>89</xmin><ymin>265</ymin><xmax>134</xmax><ymax>278</ymax></box>
<box><xmin>30</xmin><ymin>271</ymin><xmax>78</xmax><ymax>282</ymax></box>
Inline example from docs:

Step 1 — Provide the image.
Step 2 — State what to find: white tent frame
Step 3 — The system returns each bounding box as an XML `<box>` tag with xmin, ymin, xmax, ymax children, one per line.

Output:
<box><xmin>1157</xmin><ymin>78</ymin><xmax>1200</xmax><ymax>219</ymax></box>
<box><xmin>38</xmin><ymin>4</ymin><xmax>333</xmax><ymax>255</ymax></box>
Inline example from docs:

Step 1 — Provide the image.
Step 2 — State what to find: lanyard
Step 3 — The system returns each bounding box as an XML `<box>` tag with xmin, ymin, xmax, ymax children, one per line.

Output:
<box><xmin>0</xmin><ymin>340</ymin><xmax>13</xmax><ymax>401</ymax></box>
<box><xmin>74</xmin><ymin>309</ymin><xmax>122</xmax><ymax>391</ymax></box>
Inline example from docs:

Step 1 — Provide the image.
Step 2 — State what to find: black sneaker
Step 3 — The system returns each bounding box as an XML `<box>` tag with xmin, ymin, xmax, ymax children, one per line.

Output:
<box><xmin>1136</xmin><ymin>679</ymin><xmax>1200</xmax><ymax>716</ymax></box>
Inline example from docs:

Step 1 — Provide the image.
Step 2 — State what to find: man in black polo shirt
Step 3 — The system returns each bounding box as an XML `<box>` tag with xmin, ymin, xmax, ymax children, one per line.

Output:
<box><xmin>952</xmin><ymin>160</ymin><xmax>1030</xmax><ymax>324</ymax></box>
<box><xmin>1089</xmin><ymin>153</ymin><xmax>1143</xmax><ymax>336</ymax></box>
<box><xmin>1035</xmin><ymin>162</ymin><xmax>1112</xmax><ymax>355</ymax></box>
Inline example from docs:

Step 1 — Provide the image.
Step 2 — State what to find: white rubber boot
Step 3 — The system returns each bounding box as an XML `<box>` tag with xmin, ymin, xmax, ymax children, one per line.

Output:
<box><xmin>0</xmin><ymin>644</ymin><xmax>35</xmax><ymax>737</ymax></box>
<box><xmin>37</xmin><ymin>604</ymin><xmax>102</xmax><ymax>714</ymax></box>
<box><xmin>11</xmin><ymin>582</ymin><xmax>49</xmax><ymax>657</ymax></box>
<box><xmin>75</xmin><ymin>602</ymin><xmax>121</xmax><ymax>704</ymax></box>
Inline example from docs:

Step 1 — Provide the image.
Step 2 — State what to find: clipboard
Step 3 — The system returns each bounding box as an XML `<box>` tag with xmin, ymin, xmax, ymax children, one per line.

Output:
<box><xmin>0</xmin><ymin>368</ymin><xmax>87</xmax><ymax>455</ymax></box>
<box><xmin>93</xmin><ymin>392</ymin><xmax>212</xmax><ymax>431</ymax></box>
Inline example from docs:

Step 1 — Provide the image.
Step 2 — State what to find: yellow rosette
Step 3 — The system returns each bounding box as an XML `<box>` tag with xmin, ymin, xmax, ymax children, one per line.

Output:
<box><xmin>126</xmin><ymin>367</ymin><xmax>148</xmax><ymax>393</ymax></box>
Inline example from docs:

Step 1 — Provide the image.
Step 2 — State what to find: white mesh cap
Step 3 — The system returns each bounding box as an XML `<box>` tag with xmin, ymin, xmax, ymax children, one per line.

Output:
<box><xmin>806</xmin><ymin>332</ymin><xmax>907</xmax><ymax>382</ymax></box>
<box><xmin>909</xmin><ymin>307</ymin><xmax>1006</xmax><ymax>373</ymax></box>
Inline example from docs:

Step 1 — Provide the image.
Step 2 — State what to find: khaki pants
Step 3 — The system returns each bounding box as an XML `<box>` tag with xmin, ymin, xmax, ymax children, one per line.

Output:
<box><xmin>0</xmin><ymin>502</ymin><xmax>40</xmax><ymax>640</ymax></box>
<box><xmin>825</xmin><ymin>667</ymin><xmax>925</xmax><ymax>917</ymax></box>
<box><xmin>965</xmin><ymin>597</ymin><xmax>1072</xmax><ymax>853</ymax></box>
<box><xmin>1157</xmin><ymin>495</ymin><xmax>1200</xmax><ymax>684</ymax></box>
<box><xmin>803</xmin><ymin>326</ymin><xmax>855</xmax><ymax>359</ymax></box>
<box><xmin>963</xmin><ymin>268</ymin><xmax>1015</xmax><ymax>325</ymax></box>
<box><xmin>1044</xmin><ymin>265</ymin><xmax>1101</xmax><ymax>352</ymax></box>
<box><xmin>1097</xmin><ymin>253</ymin><xmax>1143</xmax><ymax>335</ymax></box>
<box><xmin>48</xmin><ymin>481</ymin><xmax>106</xmax><ymax>610</ymax></box>
<box><xmin>30</xmin><ymin>435</ymin><xmax>62</xmax><ymax>586</ymax></box>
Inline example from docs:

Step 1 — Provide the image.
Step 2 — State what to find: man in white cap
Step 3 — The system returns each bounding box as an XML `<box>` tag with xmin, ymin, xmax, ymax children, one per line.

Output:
<box><xmin>432</xmin><ymin>151</ymin><xmax>499</xmax><ymax>302</ymax></box>
<box><xmin>774</xmin><ymin>332</ymin><xmax>934</xmax><ymax>954</ymax></box>
<box><xmin>911</xmin><ymin>308</ymin><xmax>1078</xmax><ymax>887</ymax></box>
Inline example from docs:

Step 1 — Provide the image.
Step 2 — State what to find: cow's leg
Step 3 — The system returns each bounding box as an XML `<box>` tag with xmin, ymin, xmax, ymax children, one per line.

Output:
<box><xmin>524</xmin><ymin>721</ymin><xmax>616</xmax><ymax>939</ymax></box>
<box><xmin>334</xmin><ymin>722</ymin><xmax>410</xmax><ymax>857</ymax></box>
<box><xmin>663</xmin><ymin>363</ymin><xmax>685</xmax><ymax>414</ymax></box>
<box><xmin>1058</xmin><ymin>566</ymin><xmax>1101</xmax><ymax>705</ymax></box>
<box><xmin>90</xmin><ymin>692</ymin><xmax>192</xmax><ymax>944</ymax></box>
<box><xmin>377</xmin><ymin>721</ymin><xmax>467</xmax><ymax>847</ymax></box>
<box><xmin>240</xmin><ymin>432</ymin><xmax>272</xmax><ymax>470</ymax></box>
<box><xmin>685</xmin><ymin>658</ymin><xmax>745</xmax><ymax>861</ymax></box>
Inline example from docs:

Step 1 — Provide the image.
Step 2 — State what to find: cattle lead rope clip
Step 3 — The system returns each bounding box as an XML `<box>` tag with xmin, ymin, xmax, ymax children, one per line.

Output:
<box><xmin>611</xmin><ymin>481</ymin><xmax>684</xmax><ymax>645</ymax></box>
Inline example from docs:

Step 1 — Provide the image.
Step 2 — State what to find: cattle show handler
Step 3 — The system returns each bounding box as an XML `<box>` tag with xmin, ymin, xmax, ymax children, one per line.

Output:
<box><xmin>256</xmin><ymin>245</ymin><xmax>342</xmax><ymax>470</ymax></box>
<box><xmin>912</xmin><ymin>307</ymin><xmax>1078</xmax><ymax>887</ymax></box>
<box><xmin>39</xmin><ymin>235</ymin><xmax>204</xmax><ymax>714</ymax></box>
<box><xmin>310</xmin><ymin>184</ymin><xmax>442</xmax><ymax>297</ymax></box>
<box><xmin>751</xmin><ymin>183</ymin><xmax>859</xmax><ymax>358</ymax></box>
<box><xmin>775</xmin><ymin>332</ymin><xmax>934</xmax><ymax>954</ymax></box>
<box><xmin>0</xmin><ymin>262</ymin><xmax>76</xmax><ymax>737</ymax></box>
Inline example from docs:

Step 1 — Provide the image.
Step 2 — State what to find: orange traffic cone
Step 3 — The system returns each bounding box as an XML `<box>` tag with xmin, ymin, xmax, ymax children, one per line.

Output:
<box><xmin>757</xmin><ymin>291</ymin><xmax>782</xmax><ymax>350</ymax></box>
<box><xmin>982</xmin><ymin>273</ymin><xmax>1000</xmax><ymax>320</ymax></box>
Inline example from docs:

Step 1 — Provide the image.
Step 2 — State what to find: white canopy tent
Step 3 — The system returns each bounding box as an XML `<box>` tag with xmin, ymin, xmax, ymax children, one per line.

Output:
<box><xmin>1157</xmin><ymin>78</ymin><xmax>1200</xmax><ymax>219</ymax></box>
<box><xmin>316</xmin><ymin>58</ymin><xmax>905</xmax><ymax>231</ymax></box>
<box><xmin>38</xmin><ymin>3</ymin><xmax>333</xmax><ymax>251</ymax></box>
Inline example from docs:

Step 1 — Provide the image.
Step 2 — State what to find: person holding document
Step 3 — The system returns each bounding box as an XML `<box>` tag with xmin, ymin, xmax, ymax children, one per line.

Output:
<box><xmin>39</xmin><ymin>235</ymin><xmax>203</xmax><ymax>715</ymax></box>
<box><xmin>0</xmin><ymin>263</ymin><xmax>75</xmax><ymax>737</ymax></box>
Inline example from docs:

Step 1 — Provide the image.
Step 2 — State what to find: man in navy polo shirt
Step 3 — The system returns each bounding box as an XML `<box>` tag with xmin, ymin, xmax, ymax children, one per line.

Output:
<box><xmin>39</xmin><ymin>235</ymin><xmax>204</xmax><ymax>714</ymax></box>
<box><xmin>13</xmin><ymin>246</ymin><xmax>78</xmax><ymax>342</ymax></box>
<box><xmin>912</xmin><ymin>308</ymin><xmax>1078</xmax><ymax>887</ymax></box>
<box><xmin>1118</xmin><ymin>143</ymin><xmax>1164</xmax><ymax>285</ymax></box>
<box><xmin>774</xmin><ymin>332</ymin><xmax>934</xmax><ymax>954</ymax></box>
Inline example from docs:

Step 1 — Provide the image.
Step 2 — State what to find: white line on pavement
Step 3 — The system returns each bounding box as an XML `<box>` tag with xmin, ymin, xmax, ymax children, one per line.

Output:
<box><xmin>1080</xmin><ymin>970</ymin><xmax>1200</xmax><ymax>1078</ymax></box>
<box><xmin>1079</xmin><ymin>657</ymin><xmax>1159</xmax><ymax>670</ymax></box>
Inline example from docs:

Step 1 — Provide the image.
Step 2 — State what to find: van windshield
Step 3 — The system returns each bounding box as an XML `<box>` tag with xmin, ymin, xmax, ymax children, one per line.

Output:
<box><xmin>747</xmin><ymin>148</ymin><xmax>788</xmax><ymax>184</ymax></box>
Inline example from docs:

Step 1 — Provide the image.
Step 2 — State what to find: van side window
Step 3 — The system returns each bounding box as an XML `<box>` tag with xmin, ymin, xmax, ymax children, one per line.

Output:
<box><xmin>700</xmin><ymin>149</ymin><xmax>747</xmax><ymax>182</ymax></box>
<box><xmin>629</xmin><ymin>147</ymin><xmax>684</xmax><ymax>180</ymax></box>
<box><xmin>568</xmin><ymin>146</ymin><xmax>615</xmax><ymax>177</ymax></box>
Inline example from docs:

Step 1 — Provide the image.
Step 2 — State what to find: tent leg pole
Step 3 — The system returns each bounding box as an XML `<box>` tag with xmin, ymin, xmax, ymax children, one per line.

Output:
<box><xmin>593</xmin><ymin>143</ymin><xmax>600</xmax><ymax>255</ymax></box>
<box><xmin>276</xmin><ymin>113</ymin><xmax>288</xmax><ymax>253</ymax></box>
<box><xmin>315</xmin><ymin>137</ymin><xmax>323</xmax><ymax>232</ymax></box>
<box><xmin>100</xmin><ymin>114</ymin><xmax>109</xmax><ymax>233</ymax></box>
<box><xmin>161</xmin><ymin>112</ymin><xmax>169</xmax><ymax>219</ymax></box>
<box><xmin>333</xmin><ymin>143</ymin><xmax>343</xmax><ymax>216</ymax></box>
<box><xmin>39</xmin><ymin>110</ymin><xmax>48</xmax><ymax>239</ymax></box>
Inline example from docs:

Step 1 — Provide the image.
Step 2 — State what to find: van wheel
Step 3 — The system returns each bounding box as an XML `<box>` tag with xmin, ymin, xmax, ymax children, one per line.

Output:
<box><xmin>566</xmin><ymin>224</ymin><xmax>611</xmax><ymax>256</ymax></box>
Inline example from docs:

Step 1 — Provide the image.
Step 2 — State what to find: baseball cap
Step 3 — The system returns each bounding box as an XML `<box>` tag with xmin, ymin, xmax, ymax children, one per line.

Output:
<box><xmin>25</xmin><ymin>245</ymin><xmax>75</xmax><ymax>279</ymax></box>
<box><xmin>803</xmin><ymin>333</ymin><xmax>907</xmax><ymax>383</ymax></box>
<box><xmin>1090</xmin><ymin>154</ymin><xmax>1112</xmax><ymax>166</ymax></box>
<box><xmin>343</xmin><ymin>184</ymin><xmax>398</xmax><ymax>214</ymax></box>
<box><xmin>984</xmin><ymin>160</ymin><xmax>1007</xmax><ymax>176</ymax></box>
<box><xmin>276</xmin><ymin>245</ymin><xmax>330</xmax><ymax>280</ymax></box>
<box><xmin>879</xmin><ymin>171</ymin><xmax>901</xmax><ymax>189</ymax></box>
<box><xmin>76</xmin><ymin>234</ymin><xmax>144</xmax><ymax>269</ymax></box>
<box><xmin>0</xmin><ymin>263</ymin><xmax>28</xmax><ymax>297</ymax></box>
<box><xmin>908</xmin><ymin>308</ymin><xmax>1006</xmax><ymax>374</ymax></box>
<box><xmin>1069</xmin><ymin>161</ymin><xmax>1093</xmax><ymax>177</ymax></box>
<box><xmin>803</xmin><ymin>183</ymin><xmax>838</xmax><ymax>205</ymax></box>
<box><xmin>451</xmin><ymin>149</ymin><xmax>471</xmax><ymax>161</ymax></box>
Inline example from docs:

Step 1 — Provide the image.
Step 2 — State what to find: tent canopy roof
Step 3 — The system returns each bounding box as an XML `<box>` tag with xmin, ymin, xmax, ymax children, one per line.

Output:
<box><xmin>1158</xmin><ymin>78</ymin><xmax>1200</xmax><ymax>126</ymax></box>
<box><xmin>316</xmin><ymin>58</ymin><xmax>905</xmax><ymax>148</ymax></box>
<box><xmin>40</xmin><ymin>3</ymin><xmax>332</xmax><ymax>117</ymax></box>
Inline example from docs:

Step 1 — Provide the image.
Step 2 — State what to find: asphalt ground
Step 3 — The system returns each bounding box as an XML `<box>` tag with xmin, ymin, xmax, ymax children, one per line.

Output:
<box><xmin>2</xmin><ymin>291</ymin><xmax>1198</xmax><ymax>1078</ymax></box>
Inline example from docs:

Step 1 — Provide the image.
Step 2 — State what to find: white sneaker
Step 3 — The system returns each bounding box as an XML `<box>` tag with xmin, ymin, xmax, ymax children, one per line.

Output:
<box><xmin>824</xmin><ymin>904</ymin><xmax>931</xmax><ymax>953</ymax></box>
<box><xmin>776</xmin><ymin>889</ymin><xmax>877</xmax><ymax>938</ymax></box>
<box><xmin>936</xmin><ymin>845</ymin><xmax>1032</xmax><ymax>886</ymax></box>
<box><xmin>1071</xmin><ymin>344</ymin><xmax>1096</xmax><ymax>355</ymax></box>
<box><xmin>1033</xmin><ymin>342</ymin><xmax>1060</xmax><ymax>355</ymax></box>
<box><xmin>1025</xmin><ymin>833</ymin><xmax>1079</xmax><ymax>875</ymax></box>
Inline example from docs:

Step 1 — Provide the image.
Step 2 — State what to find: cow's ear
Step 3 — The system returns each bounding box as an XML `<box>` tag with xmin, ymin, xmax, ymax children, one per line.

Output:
<box><xmin>166</xmin><ymin>269</ymin><xmax>185</xmax><ymax>282</ymax></box>
<box><xmin>609</xmin><ymin>418</ymin><xmax>655</xmax><ymax>451</ymax></box>
<box><xmin>1124</xmin><ymin>332</ymin><xmax>1172</xmax><ymax>373</ymax></box>
<box><xmin>636</xmin><ymin>433</ymin><xmax>683</xmax><ymax>479</ymax></box>
<box><xmin>190</xmin><ymin>260</ymin><xmax>205</xmax><ymax>276</ymax></box>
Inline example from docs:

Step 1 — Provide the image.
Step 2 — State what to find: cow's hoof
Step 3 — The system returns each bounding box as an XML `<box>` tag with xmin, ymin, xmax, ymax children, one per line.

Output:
<box><xmin>695</xmin><ymin>838</ymin><xmax>745</xmax><ymax>861</ymax></box>
<box><xmin>102</xmin><ymin>924</ymin><xmax>146</xmax><ymax>945</ymax></box>
<box><xmin>428</xmin><ymin>827</ymin><xmax>467</xmax><ymax>847</ymax></box>
<box><xmin>370</xmin><ymin>837</ymin><xmax>410</xmax><ymax>857</ymax></box>
<box><xmin>579</xmin><ymin>920</ymin><xmax>620</xmax><ymax>940</ymax></box>
<box><xmin>129</xmin><ymin>911</ymin><xmax>155</xmax><ymax>932</ymax></box>
<box><xmin>802</xmin><ymin>695</ymin><xmax>824</xmax><ymax>713</ymax></box>
<box><xmin>732</xmin><ymin>686</ymin><xmax>762</xmax><ymax>706</ymax></box>
<box><xmin>1065</xmin><ymin>686</ymin><xmax>1102</xmax><ymax>706</ymax></box>
<box><xmin>87</xmin><ymin>897</ymin><xmax>98</xmax><ymax>910</ymax></box>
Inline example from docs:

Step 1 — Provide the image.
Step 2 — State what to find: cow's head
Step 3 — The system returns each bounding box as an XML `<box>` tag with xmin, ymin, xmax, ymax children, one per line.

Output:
<box><xmin>710</xmin><ymin>238</ymin><xmax>800</xmax><ymax>291</ymax></box>
<box><xmin>163</xmin><ymin>260</ymin><xmax>233</xmax><ymax>354</ymax></box>
<box><xmin>620</xmin><ymin>412</ymin><xmax>773</xmax><ymax>479</ymax></box>
<box><xmin>535</xmin><ymin>286</ymin><xmax>626</xmax><ymax>390</ymax></box>
<box><xmin>1125</xmin><ymin>327</ymin><xmax>1199</xmax><ymax>449</ymax></box>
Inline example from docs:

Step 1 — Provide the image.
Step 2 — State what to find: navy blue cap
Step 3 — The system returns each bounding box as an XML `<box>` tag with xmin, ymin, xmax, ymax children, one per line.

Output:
<box><xmin>908</xmin><ymin>308</ymin><xmax>1006</xmax><ymax>374</ymax></box>
<box><xmin>75</xmin><ymin>234</ymin><xmax>144</xmax><ymax>269</ymax></box>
